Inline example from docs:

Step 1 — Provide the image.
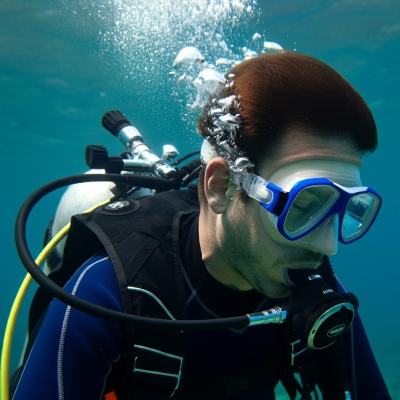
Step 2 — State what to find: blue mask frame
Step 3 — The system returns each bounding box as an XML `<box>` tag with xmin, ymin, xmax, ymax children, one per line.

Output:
<box><xmin>238</xmin><ymin>173</ymin><xmax>382</xmax><ymax>244</ymax></box>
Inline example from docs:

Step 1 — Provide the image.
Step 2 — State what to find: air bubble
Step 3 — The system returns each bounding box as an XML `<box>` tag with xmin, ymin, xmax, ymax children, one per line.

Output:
<box><xmin>263</xmin><ymin>41</ymin><xmax>284</xmax><ymax>52</ymax></box>
<box><xmin>173</xmin><ymin>46</ymin><xmax>205</xmax><ymax>68</ymax></box>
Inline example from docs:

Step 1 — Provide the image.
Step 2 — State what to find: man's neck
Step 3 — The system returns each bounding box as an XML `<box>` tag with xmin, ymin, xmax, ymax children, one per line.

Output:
<box><xmin>198</xmin><ymin>209</ymin><xmax>253</xmax><ymax>292</ymax></box>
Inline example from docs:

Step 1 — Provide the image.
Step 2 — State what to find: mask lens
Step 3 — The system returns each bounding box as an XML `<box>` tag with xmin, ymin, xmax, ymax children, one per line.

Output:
<box><xmin>284</xmin><ymin>185</ymin><xmax>338</xmax><ymax>237</ymax></box>
<box><xmin>342</xmin><ymin>193</ymin><xmax>379</xmax><ymax>241</ymax></box>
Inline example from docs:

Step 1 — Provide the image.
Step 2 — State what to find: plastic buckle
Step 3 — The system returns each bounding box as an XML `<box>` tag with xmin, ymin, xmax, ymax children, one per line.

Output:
<box><xmin>133</xmin><ymin>345</ymin><xmax>183</xmax><ymax>396</ymax></box>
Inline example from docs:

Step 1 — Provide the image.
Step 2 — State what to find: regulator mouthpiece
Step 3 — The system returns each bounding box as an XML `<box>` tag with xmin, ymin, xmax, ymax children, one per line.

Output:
<box><xmin>286</xmin><ymin>269</ymin><xmax>357</xmax><ymax>349</ymax></box>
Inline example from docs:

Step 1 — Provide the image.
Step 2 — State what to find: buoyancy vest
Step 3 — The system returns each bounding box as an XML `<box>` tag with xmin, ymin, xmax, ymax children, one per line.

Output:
<box><xmin>58</xmin><ymin>188</ymin><xmax>351</xmax><ymax>399</ymax></box>
<box><xmin>62</xmin><ymin>189</ymin><xmax>199</xmax><ymax>398</ymax></box>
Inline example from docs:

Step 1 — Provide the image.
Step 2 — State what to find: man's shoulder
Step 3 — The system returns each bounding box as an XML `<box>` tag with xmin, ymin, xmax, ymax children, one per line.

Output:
<box><xmin>90</xmin><ymin>188</ymin><xmax>199</xmax><ymax>223</ymax></box>
<box><xmin>63</xmin><ymin>189</ymin><xmax>199</xmax><ymax>284</ymax></box>
<box><xmin>139</xmin><ymin>187</ymin><xmax>199</xmax><ymax>210</ymax></box>
<box><xmin>71</xmin><ymin>188</ymin><xmax>199</xmax><ymax>245</ymax></box>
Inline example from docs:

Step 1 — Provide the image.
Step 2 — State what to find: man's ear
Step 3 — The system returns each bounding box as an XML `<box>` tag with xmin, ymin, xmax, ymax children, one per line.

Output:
<box><xmin>204</xmin><ymin>158</ymin><xmax>233</xmax><ymax>214</ymax></box>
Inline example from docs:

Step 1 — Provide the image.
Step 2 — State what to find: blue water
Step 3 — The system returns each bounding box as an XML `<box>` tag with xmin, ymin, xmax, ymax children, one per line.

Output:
<box><xmin>1</xmin><ymin>0</ymin><xmax>399</xmax><ymax>397</ymax></box>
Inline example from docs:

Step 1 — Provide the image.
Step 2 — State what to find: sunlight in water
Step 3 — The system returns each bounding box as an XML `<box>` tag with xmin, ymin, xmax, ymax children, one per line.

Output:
<box><xmin>100</xmin><ymin>0</ymin><xmax>264</xmax><ymax>109</ymax></box>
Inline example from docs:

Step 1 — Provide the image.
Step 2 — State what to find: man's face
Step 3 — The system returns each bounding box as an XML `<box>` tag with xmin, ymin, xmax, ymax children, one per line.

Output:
<box><xmin>221</xmin><ymin>131</ymin><xmax>363</xmax><ymax>299</ymax></box>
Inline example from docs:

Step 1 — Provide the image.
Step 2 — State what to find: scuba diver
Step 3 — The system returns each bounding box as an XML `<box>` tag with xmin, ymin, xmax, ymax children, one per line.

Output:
<box><xmin>10</xmin><ymin>52</ymin><xmax>391</xmax><ymax>399</ymax></box>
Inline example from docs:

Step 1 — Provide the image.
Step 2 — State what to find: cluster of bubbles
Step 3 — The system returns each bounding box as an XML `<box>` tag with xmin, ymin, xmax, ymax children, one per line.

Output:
<box><xmin>201</xmin><ymin>87</ymin><xmax>253</xmax><ymax>174</ymax></box>
<box><xmin>70</xmin><ymin>0</ymin><xmax>282</xmax><ymax>139</ymax></box>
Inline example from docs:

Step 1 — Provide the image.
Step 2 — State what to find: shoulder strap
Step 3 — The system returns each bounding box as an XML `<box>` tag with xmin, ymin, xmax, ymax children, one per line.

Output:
<box><xmin>77</xmin><ymin>191</ymin><xmax>198</xmax><ymax>399</ymax></box>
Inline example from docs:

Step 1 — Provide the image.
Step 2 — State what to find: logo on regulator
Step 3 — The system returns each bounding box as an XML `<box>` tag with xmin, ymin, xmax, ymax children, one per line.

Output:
<box><xmin>327</xmin><ymin>324</ymin><xmax>346</xmax><ymax>337</ymax></box>
<box><xmin>105</xmin><ymin>200</ymin><xmax>130</xmax><ymax>210</ymax></box>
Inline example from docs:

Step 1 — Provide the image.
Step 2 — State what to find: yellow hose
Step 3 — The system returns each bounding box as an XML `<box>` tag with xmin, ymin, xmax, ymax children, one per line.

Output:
<box><xmin>1</xmin><ymin>199</ymin><xmax>109</xmax><ymax>400</ymax></box>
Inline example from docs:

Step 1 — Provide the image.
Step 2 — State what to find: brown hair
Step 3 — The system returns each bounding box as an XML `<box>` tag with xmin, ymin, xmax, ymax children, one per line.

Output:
<box><xmin>197</xmin><ymin>51</ymin><xmax>377</xmax><ymax>170</ymax></box>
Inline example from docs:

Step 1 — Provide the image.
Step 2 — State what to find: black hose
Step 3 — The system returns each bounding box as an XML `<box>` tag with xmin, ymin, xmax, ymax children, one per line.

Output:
<box><xmin>15</xmin><ymin>173</ymin><xmax>250</xmax><ymax>330</ymax></box>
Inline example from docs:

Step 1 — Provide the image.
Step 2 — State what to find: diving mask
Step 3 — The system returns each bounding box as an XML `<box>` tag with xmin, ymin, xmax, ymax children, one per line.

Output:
<box><xmin>236</xmin><ymin>160</ymin><xmax>381</xmax><ymax>247</ymax></box>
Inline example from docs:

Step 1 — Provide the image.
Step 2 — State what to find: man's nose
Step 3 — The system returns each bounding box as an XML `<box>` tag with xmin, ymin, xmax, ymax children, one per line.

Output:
<box><xmin>299</xmin><ymin>215</ymin><xmax>339</xmax><ymax>255</ymax></box>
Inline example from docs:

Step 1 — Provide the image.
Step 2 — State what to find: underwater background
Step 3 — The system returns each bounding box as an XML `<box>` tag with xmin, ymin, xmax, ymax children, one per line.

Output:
<box><xmin>1</xmin><ymin>0</ymin><xmax>399</xmax><ymax>398</ymax></box>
